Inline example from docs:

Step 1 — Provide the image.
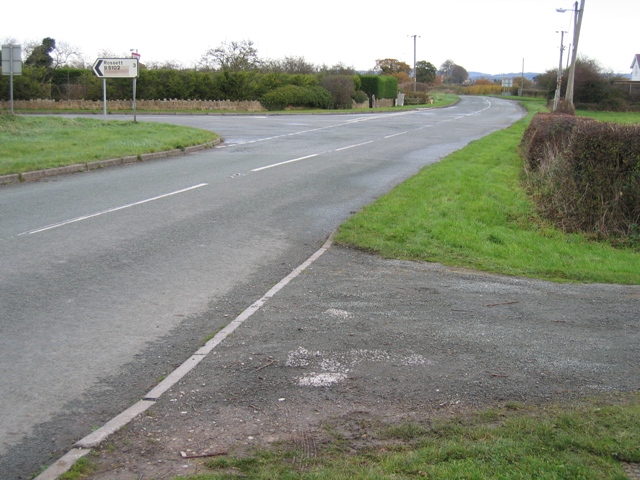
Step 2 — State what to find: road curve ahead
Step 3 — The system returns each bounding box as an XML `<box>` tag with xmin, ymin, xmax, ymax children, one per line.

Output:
<box><xmin>0</xmin><ymin>97</ymin><xmax>524</xmax><ymax>478</ymax></box>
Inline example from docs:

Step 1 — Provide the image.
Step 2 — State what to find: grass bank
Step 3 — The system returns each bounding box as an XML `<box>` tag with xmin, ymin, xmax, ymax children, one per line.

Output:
<box><xmin>336</xmin><ymin>101</ymin><xmax>640</xmax><ymax>284</ymax></box>
<box><xmin>0</xmin><ymin>115</ymin><xmax>218</xmax><ymax>176</ymax></box>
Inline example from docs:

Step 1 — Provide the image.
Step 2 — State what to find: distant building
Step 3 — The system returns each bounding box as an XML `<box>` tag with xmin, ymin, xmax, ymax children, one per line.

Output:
<box><xmin>632</xmin><ymin>54</ymin><xmax>640</xmax><ymax>81</ymax></box>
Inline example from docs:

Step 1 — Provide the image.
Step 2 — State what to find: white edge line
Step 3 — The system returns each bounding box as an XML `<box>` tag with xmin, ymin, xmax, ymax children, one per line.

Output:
<box><xmin>384</xmin><ymin>132</ymin><xmax>408</xmax><ymax>139</ymax></box>
<box><xmin>21</xmin><ymin>183</ymin><xmax>209</xmax><ymax>236</ymax></box>
<box><xmin>251</xmin><ymin>153</ymin><xmax>318</xmax><ymax>172</ymax></box>
<box><xmin>37</xmin><ymin>231</ymin><xmax>336</xmax><ymax>479</ymax></box>
<box><xmin>335</xmin><ymin>141</ymin><xmax>374</xmax><ymax>152</ymax></box>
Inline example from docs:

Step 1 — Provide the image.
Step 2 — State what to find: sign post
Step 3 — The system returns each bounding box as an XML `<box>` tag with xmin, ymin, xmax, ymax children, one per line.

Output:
<box><xmin>2</xmin><ymin>45</ymin><xmax>22</xmax><ymax>114</ymax></box>
<box><xmin>92</xmin><ymin>58</ymin><xmax>139</xmax><ymax>121</ymax></box>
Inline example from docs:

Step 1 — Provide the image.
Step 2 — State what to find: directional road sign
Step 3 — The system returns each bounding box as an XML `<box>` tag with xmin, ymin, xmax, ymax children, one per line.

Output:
<box><xmin>92</xmin><ymin>58</ymin><xmax>139</xmax><ymax>78</ymax></box>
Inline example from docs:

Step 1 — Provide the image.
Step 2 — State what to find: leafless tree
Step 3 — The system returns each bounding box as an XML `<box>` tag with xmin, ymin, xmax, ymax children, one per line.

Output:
<box><xmin>51</xmin><ymin>41</ymin><xmax>85</xmax><ymax>68</ymax></box>
<box><xmin>262</xmin><ymin>56</ymin><xmax>317</xmax><ymax>74</ymax></box>
<box><xmin>199</xmin><ymin>39</ymin><xmax>261</xmax><ymax>72</ymax></box>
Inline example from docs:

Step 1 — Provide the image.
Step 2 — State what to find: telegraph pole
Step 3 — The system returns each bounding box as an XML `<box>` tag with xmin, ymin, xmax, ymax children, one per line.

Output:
<box><xmin>409</xmin><ymin>34</ymin><xmax>420</xmax><ymax>92</ymax></box>
<box><xmin>565</xmin><ymin>0</ymin><xmax>585</xmax><ymax>107</ymax></box>
<box><xmin>553</xmin><ymin>31</ymin><xmax>567</xmax><ymax>111</ymax></box>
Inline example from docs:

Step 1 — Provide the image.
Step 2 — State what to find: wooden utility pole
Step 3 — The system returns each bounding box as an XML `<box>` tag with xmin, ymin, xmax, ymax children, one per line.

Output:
<box><xmin>565</xmin><ymin>0</ymin><xmax>585</xmax><ymax>107</ymax></box>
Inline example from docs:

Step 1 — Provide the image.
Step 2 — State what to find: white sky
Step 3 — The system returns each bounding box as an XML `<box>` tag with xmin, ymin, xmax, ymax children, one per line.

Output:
<box><xmin>3</xmin><ymin>0</ymin><xmax>638</xmax><ymax>75</ymax></box>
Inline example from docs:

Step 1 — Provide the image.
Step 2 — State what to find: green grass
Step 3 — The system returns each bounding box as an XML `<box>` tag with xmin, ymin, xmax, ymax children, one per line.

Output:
<box><xmin>336</xmin><ymin>100</ymin><xmax>640</xmax><ymax>284</ymax></box>
<box><xmin>58</xmin><ymin>456</ymin><xmax>95</xmax><ymax>479</ymax></box>
<box><xmin>0</xmin><ymin>114</ymin><xmax>218</xmax><ymax>176</ymax></box>
<box><xmin>172</xmin><ymin>394</ymin><xmax>640</xmax><ymax>479</ymax></box>
<box><xmin>576</xmin><ymin>110</ymin><xmax>640</xmax><ymax>124</ymax></box>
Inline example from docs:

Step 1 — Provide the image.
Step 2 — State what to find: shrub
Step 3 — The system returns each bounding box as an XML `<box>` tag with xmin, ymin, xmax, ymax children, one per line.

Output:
<box><xmin>321</xmin><ymin>75</ymin><xmax>356</xmax><ymax>109</ymax></box>
<box><xmin>403</xmin><ymin>91</ymin><xmax>431</xmax><ymax>105</ymax></box>
<box><xmin>260</xmin><ymin>85</ymin><xmax>333</xmax><ymax>111</ymax></box>
<box><xmin>352</xmin><ymin>90</ymin><xmax>369</xmax><ymax>104</ymax></box>
<box><xmin>519</xmin><ymin>113</ymin><xmax>584</xmax><ymax>170</ymax></box>
<box><xmin>359</xmin><ymin>75</ymin><xmax>399</xmax><ymax>100</ymax></box>
<box><xmin>521</xmin><ymin>113</ymin><xmax>640</xmax><ymax>243</ymax></box>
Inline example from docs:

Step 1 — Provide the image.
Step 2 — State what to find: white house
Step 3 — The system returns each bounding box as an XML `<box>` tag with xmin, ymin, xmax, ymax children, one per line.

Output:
<box><xmin>632</xmin><ymin>54</ymin><xmax>640</xmax><ymax>81</ymax></box>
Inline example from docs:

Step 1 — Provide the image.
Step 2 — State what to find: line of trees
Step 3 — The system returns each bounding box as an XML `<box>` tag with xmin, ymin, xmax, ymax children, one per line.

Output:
<box><xmin>2</xmin><ymin>38</ymin><xmax>450</xmax><ymax>108</ymax></box>
<box><xmin>0</xmin><ymin>39</ymin><xmax>405</xmax><ymax>109</ymax></box>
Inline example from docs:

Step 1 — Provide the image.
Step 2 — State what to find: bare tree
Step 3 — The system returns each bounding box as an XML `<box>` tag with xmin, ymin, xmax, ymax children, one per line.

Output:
<box><xmin>439</xmin><ymin>60</ymin><xmax>468</xmax><ymax>84</ymax></box>
<box><xmin>438</xmin><ymin>59</ymin><xmax>456</xmax><ymax>78</ymax></box>
<box><xmin>263</xmin><ymin>56</ymin><xmax>316</xmax><ymax>74</ymax></box>
<box><xmin>318</xmin><ymin>63</ymin><xmax>356</xmax><ymax>75</ymax></box>
<box><xmin>200</xmin><ymin>39</ymin><xmax>261</xmax><ymax>72</ymax></box>
<box><xmin>96</xmin><ymin>48</ymin><xmax>129</xmax><ymax>59</ymax></box>
<box><xmin>22</xmin><ymin>39</ymin><xmax>41</xmax><ymax>62</ymax></box>
<box><xmin>51</xmin><ymin>41</ymin><xmax>85</xmax><ymax>68</ymax></box>
<box><xmin>145</xmin><ymin>59</ymin><xmax>185</xmax><ymax>70</ymax></box>
<box><xmin>1</xmin><ymin>37</ymin><xmax>19</xmax><ymax>46</ymax></box>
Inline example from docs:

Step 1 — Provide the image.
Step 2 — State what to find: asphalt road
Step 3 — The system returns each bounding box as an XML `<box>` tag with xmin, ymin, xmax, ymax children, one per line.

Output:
<box><xmin>0</xmin><ymin>97</ymin><xmax>524</xmax><ymax>478</ymax></box>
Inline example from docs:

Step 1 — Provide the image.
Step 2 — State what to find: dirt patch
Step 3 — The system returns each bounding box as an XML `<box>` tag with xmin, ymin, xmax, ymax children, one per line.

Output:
<box><xmin>87</xmin><ymin>246</ymin><xmax>640</xmax><ymax>478</ymax></box>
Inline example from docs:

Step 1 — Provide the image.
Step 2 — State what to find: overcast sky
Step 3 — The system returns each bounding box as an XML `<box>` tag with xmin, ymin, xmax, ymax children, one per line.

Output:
<box><xmin>3</xmin><ymin>0</ymin><xmax>638</xmax><ymax>75</ymax></box>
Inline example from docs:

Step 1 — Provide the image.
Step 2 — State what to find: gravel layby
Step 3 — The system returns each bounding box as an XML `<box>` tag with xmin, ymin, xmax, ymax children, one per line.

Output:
<box><xmin>81</xmin><ymin>245</ymin><xmax>639</xmax><ymax>479</ymax></box>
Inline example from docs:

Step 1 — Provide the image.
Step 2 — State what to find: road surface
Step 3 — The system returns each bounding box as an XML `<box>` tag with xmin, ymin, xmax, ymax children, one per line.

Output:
<box><xmin>0</xmin><ymin>97</ymin><xmax>524</xmax><ymax>478</ymax></box>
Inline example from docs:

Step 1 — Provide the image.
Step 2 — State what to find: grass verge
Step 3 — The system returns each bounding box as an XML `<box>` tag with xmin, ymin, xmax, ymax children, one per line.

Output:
<box><xmin>0</xmin><ymin>115</ymin><xmax>218</xmax><ymax>176</ymax></box>
<box><xmin>335</xmin><ymin>101</ymin><xmax>640</xmax><ymax>284</ymax></box>
<box><xmin>167</xmin><ymin>393</ymin><xmax>640</xmax><ymax>479</ymax></box>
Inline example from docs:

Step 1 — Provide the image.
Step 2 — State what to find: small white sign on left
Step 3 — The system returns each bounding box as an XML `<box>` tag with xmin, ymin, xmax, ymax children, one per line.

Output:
<box><xmin>2</xmin><ymin>44</ymin><xmax>22</xmax><ymax>75</ymax></box>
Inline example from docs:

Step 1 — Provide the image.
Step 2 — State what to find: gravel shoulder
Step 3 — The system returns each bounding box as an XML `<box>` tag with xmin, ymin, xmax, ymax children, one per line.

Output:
<box><xmin>87</xmin><ymin>245</ymin><xmax>640</xmax><ymax>478</ymax></box>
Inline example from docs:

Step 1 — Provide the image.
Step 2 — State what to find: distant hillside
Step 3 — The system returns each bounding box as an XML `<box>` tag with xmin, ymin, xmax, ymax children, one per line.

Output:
<box><xmin>468</xmin><ymin>71</ymin><xmax>540</xmax><ymax>81</ymax></box>
<box><xmin>468</xmin><ymin>71</ymin><xmax>632</xmax><ymax>81</ymax></box>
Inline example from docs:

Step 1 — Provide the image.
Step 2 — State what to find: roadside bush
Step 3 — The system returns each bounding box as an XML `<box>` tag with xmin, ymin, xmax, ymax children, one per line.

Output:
<box><xmin>403</xmin><ymin>91</ymin><xmax>431</xmax><ymax>105</ymax></box>
<box><xmin>260</xmin><ymin>85</ymin><xmax>333</xmax><ymax>111</ymax></box>
<box><xmin>321</xmin><ymin>75</ymin><xmax>356</xmax><ymax>109</ymax></box>
<box><xmin>521</xmin><ymin>113</ymin><xmax>640</xmax><ymax>244</ymax></box>
<box><xmin>519</xmin><ymin>113</ymin><xmax>584</xmax><ymax>170</ymax></box>
<box><xmin>352</xmin><ymin>90</ymin><xmax>369</xmax><ymax>104</ymax></box>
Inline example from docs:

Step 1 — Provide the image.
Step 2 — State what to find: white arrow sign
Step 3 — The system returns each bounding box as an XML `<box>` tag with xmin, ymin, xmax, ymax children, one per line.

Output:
<box><xmin>92</xmin><ymin>58</ymin><xmax>139</xmax><ymax>78</ymax></box>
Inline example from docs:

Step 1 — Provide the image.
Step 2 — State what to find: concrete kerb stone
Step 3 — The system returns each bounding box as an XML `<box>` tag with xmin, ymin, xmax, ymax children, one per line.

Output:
<box><xmin>33</xmin><ymin>449</ymin><xmax>92</xmax><ymax>480</ymax></box>
<box><xmin>31</xmin><ymin>230</ymin><xmax>332</xmax><ymax>480</ymax></box>
<box><xmin>0</xmin><ymin>174</ymin><xmax>20</xmax><ymax>185</ymax></box>
<box><xmin>1</xmin><ymin>139</ymin><xmax>221</xmax><ymax>186</ymax></box>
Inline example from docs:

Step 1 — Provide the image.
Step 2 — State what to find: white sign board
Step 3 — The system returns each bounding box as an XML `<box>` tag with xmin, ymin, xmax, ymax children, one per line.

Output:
<box><xmin>2</xmin><ymin>44</ymin><xmax>22</xmax><ymax>75</ymax></box>
<box><xmin>92</xmin><ymin>58</ymin><xmax>139</xmax><ymax>78</ymax></box>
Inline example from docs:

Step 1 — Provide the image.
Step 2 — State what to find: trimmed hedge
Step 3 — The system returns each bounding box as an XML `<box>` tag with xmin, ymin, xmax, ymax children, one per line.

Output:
<box><xmin>359</xmin><ymin>75</ymin><xmax>398</xmax><ymax>99</ymax></box>
<box><xmin>259</xmin><ymin>85</ymin><xmax>333</xmax><ymax>111</ymax></box>
<box><xmin>521</xmin><ymin>113</ymin><xmax>640</xmax><ymax>242</ymax></box>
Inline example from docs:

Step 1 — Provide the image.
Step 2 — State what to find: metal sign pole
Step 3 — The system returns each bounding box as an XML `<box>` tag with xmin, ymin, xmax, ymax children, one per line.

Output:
<box><xmin>9</xmin><ymin>47</ymin><xmax>14</xmax><ymax>115</ymax></box>
<box><xmin>103</xmin><ymin>78</ymin><xmax>107</xmax><ymax>120</ymax></box>
<box><xmin>9</xmin><ymin>47</ymin><xmax>14</xmax><ymax>114</ymax></box>
<box><xmin>132</xmin><ymin>77</ymin><xmax>137</xmax><ymax>123</ymax></box>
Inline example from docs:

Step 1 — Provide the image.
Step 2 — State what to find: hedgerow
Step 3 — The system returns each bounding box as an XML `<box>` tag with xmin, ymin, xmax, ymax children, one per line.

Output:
<box><xmin>521</xmin><ymin>113</ymin><xmax>640</xmax><ymax>245</ymax></box>
<box><xmin>259</xmin><ymin>85</ymin><xmax>333</xmax><ymax>111</ymax></box>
